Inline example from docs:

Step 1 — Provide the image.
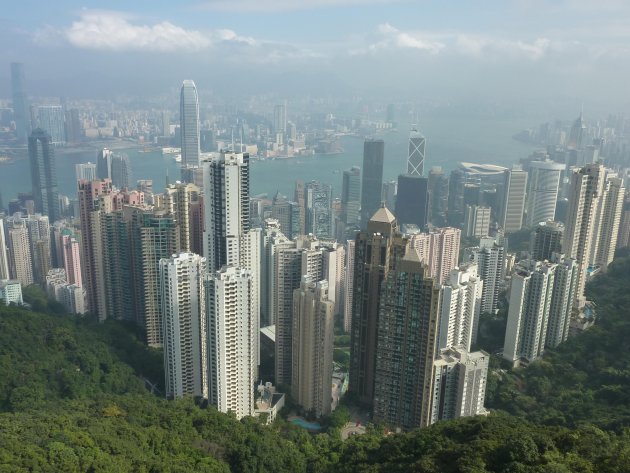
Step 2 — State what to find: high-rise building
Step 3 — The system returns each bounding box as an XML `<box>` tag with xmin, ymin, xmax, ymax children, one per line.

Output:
<box><xmin>395</xmin><ymin>174</ymin><xmax>429</xmax><ymax>229</ymax></box>
<box><xmin>260</xmin><ymin>220</ymin><xmax>289</xmax><ymax>327</ymax></box>
<box><xmin>531</xmin><ymin>221</ymin><xmax>563</xmax><ymax>261</ymax></box>
<box><xmin>294</xmin><ymin>181</ymin><xmax>306</xmax><ymax>235</ymax></box>
<box><xmin>180</xmin><ymin>80</ymin><xmax>200</xmax><ymax>167</ymax></box>
<box><xmin>0</xmin><ymin>219</ymin><xmax>10</xmax><ymax>280</ymax></box>
<box><xmin>206</xmin><ymin>266</ymin><xmax>256</xmax><ymax>419</ymax></box>
<box><xmin>564</xmin><ymin>164</ymin><xmax>624</xmax><ymax>307</ymax></box>
<box><xmin>350</xmin><ymin>206</ymin><xmax>408</xmax><ymax>406</ymax></box>
<box><xmin>372</xmin><ymin>248</ymin><xmax>440</xmax><ymax>429</ymax></box>
<box><xmin>28</xmin><ymin>128</ymin><xmax>59</xmax><ymax>222</ymax></box>
<box><xmin>75</xmin><ymin>162</ymin><xmax>97</xmax><ymax>182</ymax></box>
<box><xmin>160</xmin><ymin>253</ymin><xmax>207</xmax><ymax>400</ymax></box>
<box><xmin>503</xmin><ymin>254</ymin><xmax>577</xmax><ymax>366</ymax></box>
<box><xmin>273</xmin><ymin>103</ymin><xmax>287</xmax><ymax>135</ymax></box>
<box><xmin>163</xmin><ymin>182</ymin><xmax>200</xmax><ymax>253</ymax></box>
<box><xmin>271</xmin><ymin>193</ymin><xmax>301</xmax><ymax>240</ymax></box>
<box><xmin>96</xmin><ymin>148</ymin><xmax>113</xmax><ymax>180</ymax></box>
<box><xmin>408</xmin><ymin>226</ymin><xmax>461</xmax><ymax>285</ymax></box>
<box><xmin>342</xmin><ymin>166</ymin><xmax>361</xmax><ymax>227</ymax></box>
<box><xmin>360</xmin><ymin>139</ymin><xmax>385</xmax><ymax>226</ymax></box>
<box><xmin>7</xmin><ymin>221</ymin><xmax>33</xmax><ymax>286</ymax></box>
<box><xmin>0</xmin><ymin>280</ymin><xmax>23</xmax><ymax>305</ymax></box>
<box><xmin>381</xmin><ymin>180</ymin><xmax>397</xmax><ymax>211</ymax></box>
<box><xmin>617</xmin><ymin>196</ymin><xmax>630</xmax><ymax>249</ymax></box>
<box><xmin>291</xmin><ymin>278</ymin><xmax>334</xmax><ymax>417</ymax></box>
<box><xmin>111</xmin><ymin>154</ymin><xmax>132</xmax><ymax>189</ymax></box>
<box><xmin>343</xmin><ymin>239</ymin><xmax>355</xmax><ymax>333</ymax></box>
<box><xmin>305</xmin><ymin>181</ymin><xmax>334</xmax><ymax>239</ymax></box>
<box><xmin>447</xmin><ymin>168</ymin><xmax>466</xmax><ymax>227</ymax></box>
<box><xmin>464</xmin><ymin>205</ymin><xmax>491</xmax><ymax>238</ymax></box>
<box><xmin>61</xmin><ymin>231</ymin><xmax>82</xmax><ymax>287</ymax></box>
<box><xmin>500</xmin><ymin>166</ymin><xmax>528</xmax><ymax>232</ymax></box>
<box><xmin>468</xmin><ymin>234</ymin><xmax>505</xmax><ymax>314</ymax></box>
<box><xmin>37</xmin><ymin>106</ymin><xmax>65</xmax><ymax>145</ymax></box>
<box><xmin>568</xmin><ymin>112</ymin><xmax>586</xmax><ymax>150</ymax></box>
<box><xmin>11</xmin><ymin>62</ymin><xmax>31</xmax><ymax>143</ymax></box>
<box><xmin>503</xmin><ymin>260</ymin><xmax>555</xmax><ymax>365</ymax></box>
<box><xmin>273</xmin><ymin>236</ymin><xmax>338</xmax><ymax>386</ymax></box>
<box><xmin>430</xmin><ymin>346</ymin><xmax>489</xmax><ymax>424</ymax></box>
<box><xmin>524</xmin><ymin>160</ymin><xmax>563</xmax><ymax>227</ymax></box>
<box><xmin>407</xmin><ymin>126</ymin><xmax>426</xmax><ymax>176</ymax></box>
<box><xmin>64</xmin><ymin>108</ymin><xmax>82</xmax><ymax>144</ymax></box>
<box><xmin>203</xmin><ymin>151</ymin><xmax>250</xmax><ymax>271</ymax></box>
<box><xmin>133</xmin><ymin>210</ymin><xmax>180</xmax><ymax>347</ymax></box>
<box><xmin>428</xmin><ymin>167</ymin><xmax>449</xmax><ymax>227</ymax></box>
<box><xmin>439</xmin><ymin>264</ymin><xmax>484</xmax><ymax>352</ymax></box>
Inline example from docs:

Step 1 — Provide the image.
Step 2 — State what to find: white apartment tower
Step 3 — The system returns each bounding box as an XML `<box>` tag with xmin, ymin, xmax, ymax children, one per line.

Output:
<box><xmin>438</xmin><ymin>264</ymin><xmax>484</xmax><ymax>352</ymax></box>
<box><xmin>291</xmin><ymin>278</ymin><xmax>335</xmax><ymax>417</ymax></box>
<box><xmin>469</xmin><ymin>234</ymin><xmax>505</xmax><ymax>314</ymax></box>
<box><xmin>464</xmin><ymin>205</ymin><xmax>491</xmax><ymax>238</ymax></box>
<box><xmin>0</xmin><ymin>219</ymin><xmax>10</xmax><ymax>280</ymax></box>
<box><xmin>160</xmin><ymin>253</ymin><xmax>207</xmax><ymax>400</ymax></box>
<box><xmin>409</xmin><ymin>226</ymin><xmax>461</xmax><ymax>284</ymax></box>
<box><xmin>430</xmin><ymin>346</ymin><xmax>489</xmax><ymax>424</ymax></box>
<box><xmin>206</xmin><ymin>266</ymin><xmax>256</xmax><ymax>420</ymax></box>
<box><xmin>343</xmin><ymin>239</ymin><xmax>355</xmax><ymax>333</ymax></box>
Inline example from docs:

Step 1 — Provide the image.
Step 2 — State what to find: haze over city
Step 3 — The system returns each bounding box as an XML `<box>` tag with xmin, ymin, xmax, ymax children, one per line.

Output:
<box><xmin>1</xmin><ymin>0</ymin><xmax>629</xmax><ymax>115</ymax></box>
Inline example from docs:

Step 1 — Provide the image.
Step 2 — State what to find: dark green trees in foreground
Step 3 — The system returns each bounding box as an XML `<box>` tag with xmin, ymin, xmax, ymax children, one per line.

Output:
<box><xmin>2</xmin><ymin>256</ymin><xmax>630</xmax><ymax>471</ymax></box>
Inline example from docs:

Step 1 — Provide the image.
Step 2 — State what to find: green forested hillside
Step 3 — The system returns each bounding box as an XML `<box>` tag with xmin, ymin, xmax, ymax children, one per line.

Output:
<box><xmin>1</xmin><ymin>257</ymin><xmax>630</xmax><ymax>472</ymax></box>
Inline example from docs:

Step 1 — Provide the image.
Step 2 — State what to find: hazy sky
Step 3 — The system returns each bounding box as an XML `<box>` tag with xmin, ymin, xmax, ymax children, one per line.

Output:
<box><xmin>1</xmin><ymin>0</ymin><xmax>629</xmax><ymax>114</ymax></box>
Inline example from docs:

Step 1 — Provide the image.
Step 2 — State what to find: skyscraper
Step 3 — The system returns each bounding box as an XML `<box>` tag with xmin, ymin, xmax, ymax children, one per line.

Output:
<box><xmin>341</xmin><ymin>166</ymin><xmax>361</xmax><ymax>227</ymax></box>
<box><xmin>407</xmin><ymin>126</ymin><xmax>426</xmax><ymax>176</ymax></box>
<box><xmin>464</xmin><ymin>205</ymin><xmax>491</xmax><ymax>238</ymax></box>
<box><xmin>11</xmin><ymin>62</ymin><xmax>30</xmax><ymax>143</ymax></box>
<box><xmin>160</xmin><ymin>252</ymin><xmax>207</xmax><ymax>400</ymax></box>
<box><xmin>428</xmin><ymin>167</ymin><xmax>449</xmax><ymax>226</ymax></box>
<box><xmin>500</xmin><ymin>166</ymin><xmax>527</xmax><ymax>232</ymax></box>
<box><xmin>271</xmin><ymin>193</ymin><xmax>301</xmax><ymax>240</ymax></box>
<box><xmin>28</xmin><ymin>128</ymin><xmax>59</xmax><ymax>222</ymax></box>
<box><xmin>563</xmin><ymin>164</ymin><xmax>623</xmax><ymax>307</ymax></box>
<box><xmin>350</xmin><ymin>206</ymin><xmax>408</xmax><ymax>406</ymax></box>
<box><xmin>64</xmin><ymin>108</ymin><xmax>82</xmax><ymax>144</ymax></box>
<box><xmin>438</xmin><ymin>264</ymin><xmax>484</xmax><ymax>352</ymax></box>
<box><xmin>408</xmin><ymin>226</ymin><xmax>461</xmax><ymax>285</ymax></box>
<box><xmin>291</xmin><ymin>278</ymin><xmax>334</xmax><ymax>417</ymax></box>
<box><xmin>6</xmin><ymin>220</ymin><xmax>33</xmax><ymax>286</ymax></box>
<box><xmin>343</xmin><ymin>239</ymin><xmax>355</xmax><ymax>333</ymax></box>
<box><xmin>430</xmin><ymin>347</ymin><xmax>489</xmax><ymax>424</ymax></box>
<box><xmin>531</xmin><ymin>221</ymin><xmax>563</xmax><ymax>261</ymax></box>
<box><xmin>96</xmin><ymin>148</ymin><xmax>113</xmax><ymax>180</ymax></box>
<box><xmin>75</xmin><ymin>162</ymin><xmax>97</xmax><ymax>182</ymax></box>
<box><xmin>395</xmin><ymin>174</ymin><xmax>429</xmax><ymax>229</ymax></box>
<box><xmin>372</xmin><ymin>248</ymin><xmax>440</xmax><ymax>429</ymax></box>
<box><xmin>206</xmin><ymin>266</ymin><xmax>256</xmax><ymax>419</ymax></box>
<box><xmin>0</xmin><ymin>219</ymin><xmax>10</xmax><ymax>280</ymax></box>
<box><xmin>360</xmin><ymin>139</ymin><xmax>385</xmax><ymax>226</ymax></box>
<box><xmin>305</xmin><ymin>181</ymin><xmax>334</xmax><ymax>239</ymax></box>
<box><xmin>180</xmin><ymin>80</ymin><xmax>200</xmax><ymax>167</ymax></box>
<box><xmin>273</xmin><ymin>103</ymin><xmax>287</xmax><ymax>135</ymax></box>
<box><xmin>111</xmin><ymin>154</ymin><xmax>132</xmax><ymax>189</ymax></box>
<box><xmin>203</xmin><ymin>151</ymin><xmax>250</xmax><ymax>271</ymax></box>
<box><xmin>468</xmin><ymin>234</ymin><xmax>505</xmax><ymax>314</ymax></box>
<box><xmin>164</xmin><ymin>182</ymin><xmax>201</xmax><ymax>253</ymax></box>
<box><xmin>37</xmin><ymin>106</ymin><xmax>66</xmax><ymax>145</ymax></box>
<box><xmin>525</xmin><ymin>160</ymin><xmax>563</xmax><ymax>227</ymax></box>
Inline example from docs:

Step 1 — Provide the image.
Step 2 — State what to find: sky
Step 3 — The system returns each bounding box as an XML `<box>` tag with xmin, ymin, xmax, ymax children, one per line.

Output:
<box><xmin>1</xmin><ymin>0</ymin><xmax>629</xmax><ymax>114</ymax></box>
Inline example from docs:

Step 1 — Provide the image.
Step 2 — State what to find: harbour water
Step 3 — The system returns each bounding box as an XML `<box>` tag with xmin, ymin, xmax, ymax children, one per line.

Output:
<box><xmin>0</xmin><ymin>115</ymin><xmax>536</xmax><ymax>203</ymax></box>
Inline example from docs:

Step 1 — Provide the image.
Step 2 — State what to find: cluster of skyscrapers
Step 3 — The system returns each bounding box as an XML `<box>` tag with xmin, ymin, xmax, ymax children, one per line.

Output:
<box><xmin>3</xmin><ymin>75</ymin><xmax>630</xmax><ymax>434</ymax></box>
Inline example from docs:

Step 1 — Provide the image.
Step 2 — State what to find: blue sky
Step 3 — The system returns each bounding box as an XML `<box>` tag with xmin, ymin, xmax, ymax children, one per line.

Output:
<box><xmin>1</xmin><ymin>0</ymin><xmax>629</xmax><ymax>110</ymax></box>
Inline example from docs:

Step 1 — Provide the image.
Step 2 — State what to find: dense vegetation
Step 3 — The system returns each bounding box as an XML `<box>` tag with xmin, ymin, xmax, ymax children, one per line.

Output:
<box><xmin>1</xmin><ymin>256</ymin><xmax>630</xmax><ymax>471</ymax></box>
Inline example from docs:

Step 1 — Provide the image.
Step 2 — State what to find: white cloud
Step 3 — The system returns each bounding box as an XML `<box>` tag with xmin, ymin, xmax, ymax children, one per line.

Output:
<box><xmin>199</xmin><ymin>0</ymin><xmax>403</xmax><ymax>12</ymax></box>
<box><xmin>60</xmin><ymin>11</ymin><xmax>212</xmax><ymax>51</ymax></box>
<box><xmin>353</xmin><ymin>23</ymin><xmax>445</xmax><ymax>55</ymax></box>
<box><xmin>456</xmin><ymin>35</ymin><xmax>551</xmax><ymax>60</ymax></box>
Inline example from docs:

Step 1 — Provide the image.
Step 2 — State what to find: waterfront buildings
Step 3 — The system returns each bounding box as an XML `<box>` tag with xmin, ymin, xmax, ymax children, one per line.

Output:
<box><xmin>180</xmin><ymin>80</ymin><xmax>200</xmax><ymax>168</ymax></box>
<box><xmin>360</xmin><ymin>139</ymin><xmax>384</xmax><ymax>227</ymax></box>
<box><xmin>305</xmin><ymin>181</ymin><xmax>334</xmax><ymax>239</ymax></box>
<box><xmin>37</xmin><ymin>106</ymin><xmax>66</xmax><ymax>145</ymax></box>
<box><xmin>407</xmin><ymin>126</ymin><xmax>426</xmax><ymax>176</ymax></box>
<box><xmin>28</xmin><ymin>128</ymin><xmax>59</xmax><ymax>222</ymax></box>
